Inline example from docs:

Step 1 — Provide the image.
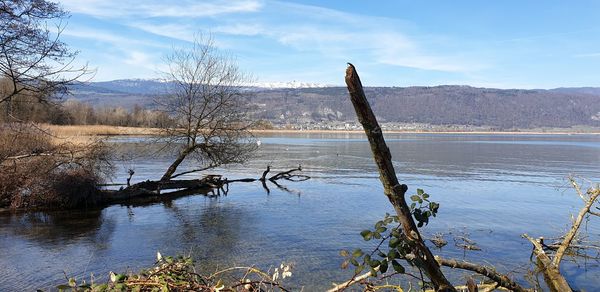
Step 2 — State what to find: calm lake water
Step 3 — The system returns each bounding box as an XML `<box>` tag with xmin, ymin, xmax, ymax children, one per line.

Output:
<box><xmin>1</xmin><ymin>133</ymin><xmax>600</xmax><ymax>291</ymax></box>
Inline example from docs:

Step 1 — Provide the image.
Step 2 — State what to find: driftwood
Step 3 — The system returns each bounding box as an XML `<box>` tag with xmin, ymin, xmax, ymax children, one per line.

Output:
<box><xmin>101</xmin><ymin>166</ymin><xmax>310</xmax><ymax>206</ymax></box>
<box><xmin>435</xmin><ymin>257</ymin><xmax>530</xmax><ymax>292</ymax></box>
<box><xmin>520</xmin><ymin>179</ymin><xmax>599</xmax><ymax>292</ymax></box>
<box><xmin>344</xmin><ymin>63</ymin><xmax>455</xmax><ymax>292</ymax></box>
<box><xmin>522</xmin><ymin>234</ymin><xmax>571</xmax><ymax>292</ymax></box>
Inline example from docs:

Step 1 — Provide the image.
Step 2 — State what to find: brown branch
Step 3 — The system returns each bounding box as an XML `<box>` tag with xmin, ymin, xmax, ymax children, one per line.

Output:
<box><xmin>268</xmin><ymin>165</ymin><xmax>302</xmax><ymax>181</ymax></box>
<box><xmin>260</xmin><ymin>165</ymin><xmax>270</xmax><ymax>181</ymax></box>
<box><xmin>170</xmin><ymin>164</ymin><xmax>218</xmax><ymax>179</ymax></box>
<box><xmin>345</xmin><ymin>63</ymin><xmax>455</xmax><ymax>291</ymax></box>
<box><xmin>435</xmin><ymin>256</ymin><xmax>530</xmax><ymax>292</ymax></box>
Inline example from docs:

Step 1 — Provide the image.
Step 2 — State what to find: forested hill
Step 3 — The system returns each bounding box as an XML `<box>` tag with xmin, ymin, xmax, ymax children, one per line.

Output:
<box><xmin>71</xmin><ymin>80</ymin><xmax>600</xmax><ymax>129</ymax></box>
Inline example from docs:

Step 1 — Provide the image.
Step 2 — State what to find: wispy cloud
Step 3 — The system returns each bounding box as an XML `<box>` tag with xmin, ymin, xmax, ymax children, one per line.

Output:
<box><xmin>60</xmin><ymin>0</ymin><xmax>489</xmax><ymax>82</ymax></box>
<box><xmin>62</xmin><ymin>26</ymin><xmax>168</xmax><ymax>48</ymax></box>
<box><xmin>199</xmin><ymin>1</ymin><xmax>482</xmax><ymax>73</ymax></box>
<box><xmin>60</xmin><ymin>0</ymin><xmax>262</xmax><ymax>19</ymax></box>
<box><xmin>126</xmin><ymin>22</ymin><xmax>197</xmax><ymax>43</ymax></box>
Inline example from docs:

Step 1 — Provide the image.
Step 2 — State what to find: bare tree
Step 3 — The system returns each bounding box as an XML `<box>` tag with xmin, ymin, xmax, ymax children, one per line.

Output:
<box><xmin>0</xmin><ymin>0</ymin><xmax>91</xmax><ymax>118</ymax></box>
<box><xmin>157</xmin><ymin>35</ymin><xmax>256</xmax><ymax>181</ymax></box>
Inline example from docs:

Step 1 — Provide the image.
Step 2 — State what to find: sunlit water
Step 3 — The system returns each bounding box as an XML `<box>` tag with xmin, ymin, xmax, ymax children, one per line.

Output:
<box><xmin>1</xmin><ymin>133</ymin><xmax>600</xmax><ymax>291</ymax></box>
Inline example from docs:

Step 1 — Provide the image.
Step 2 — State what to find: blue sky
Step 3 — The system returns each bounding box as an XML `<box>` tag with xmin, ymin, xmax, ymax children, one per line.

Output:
<box><xmin>58</xmin><ymin>0</ymin><xmax>600</xmax><ymax>88</ymax></box>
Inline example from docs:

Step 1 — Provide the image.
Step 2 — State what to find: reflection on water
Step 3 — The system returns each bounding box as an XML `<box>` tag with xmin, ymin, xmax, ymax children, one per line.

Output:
<box><xmin>1</xmin><ymin>133</ymin><xmax>600</xmax><ymax>290</ymax></box>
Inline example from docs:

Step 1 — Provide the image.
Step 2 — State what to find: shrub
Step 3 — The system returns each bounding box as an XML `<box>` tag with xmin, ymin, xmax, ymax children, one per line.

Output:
<box><xmin>0</xmin><ymin>123</ymin><xmax>112</xmax><ymax>209</ymax></box>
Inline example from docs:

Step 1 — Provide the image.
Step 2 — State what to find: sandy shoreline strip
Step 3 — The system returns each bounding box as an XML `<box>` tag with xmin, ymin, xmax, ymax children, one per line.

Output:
<box><xmin>42</xmin><ymin>124</ymin><xmax>600</xmax><ymax>137</ymax></box>
<box><xmin>251</xmin><ymin>129</ymin><xmax>600</xmax><ymax>135</ymax></box>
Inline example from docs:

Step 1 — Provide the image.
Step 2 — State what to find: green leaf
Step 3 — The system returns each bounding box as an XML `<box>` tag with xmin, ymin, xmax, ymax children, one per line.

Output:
<box><xmin>410</xmin><ymin>195</ymin><xmax>420</xmax><ymax>202</ymax></box>
<box><xmin>379</xmin><ymin>259</ymin><xmax>388</xmax><ymax>273</ymax></box>
<box><xmin>423</xmin><ymin>193</ymin><xmax>429</xmax><ymax>199</ymax></box>
<box><xmin>417</xmin><ymin>189</ymin><xmax>424</xmax><ymax>196</ymax></box>
<box><xmin>392</xmin><ymin>260</ymin><xmax>405</xmax><ymax>273</ymax></box>
<box><xmin>360</xmin><ymin>230</ymin><xmax>372</xmax><ymax>241</ymax></box>
<box><xmin>376</xmin><ymin>226</ymin><xmax>387</xmax><ymax>233</ymax></box>
<box><xmin>352</xmin><ymin>249</ymin><xmax>364</xmax><ymax>258</ymax></box>
<box><xmin>350</xmin><ymin>258</ymin><xmax>359</xmax><ymax>266</ymax></box>
<box><xmin>389</xmin><ymin>237</ymin><xmax>400</xmax><ymax>248</ymax></box>
<box><xmin>339</xmin><ymin>249</ymin><xmax>349</xmax><ymax>257</ymax></box>
<box><xmin>56</xmin><ymin>285</ymin><xmax>71</xmax><ymax>291</ymax></box>
<box><xmin>94</xmin><ymin>284</ymin><xmax>109</xmax><ymax>291</ymax></box>
<box><xmin>369</xmin><ymin>259</ymin><xmax>381</xmax><ymax>268</ymax></box>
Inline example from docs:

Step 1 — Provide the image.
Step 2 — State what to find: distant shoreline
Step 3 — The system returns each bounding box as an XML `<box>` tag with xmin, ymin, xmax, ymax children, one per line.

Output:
<box><xmin>43</xmin><ymin>124</ymin><xmax>600</xmax><ymax>137</ymax></box>
<box><xmin>252</xmin><ymin>129</ymin><xmax>600</xmax><ymax>135</ymax></box>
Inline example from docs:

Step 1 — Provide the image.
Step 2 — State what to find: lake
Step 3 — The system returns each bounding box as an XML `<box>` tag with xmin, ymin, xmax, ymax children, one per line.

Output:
<box><xmin>1</xmin><ymin>132</ymin><xmax>600</xmax><ymax>291</ymax></box>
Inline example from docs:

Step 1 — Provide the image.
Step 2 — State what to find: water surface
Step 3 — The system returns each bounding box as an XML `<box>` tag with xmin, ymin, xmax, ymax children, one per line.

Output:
<box><xmin>1</xmin><ymin>133</ymin><xmax>599</xmax><ymax>290</ymax></box>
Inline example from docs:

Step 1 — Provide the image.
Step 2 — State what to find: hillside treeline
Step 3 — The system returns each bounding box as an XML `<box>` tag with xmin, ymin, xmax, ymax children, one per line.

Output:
<box><xmin>250</xmin><ymin>86</ymin><xmax>600</xmax><ymax>129</ymax></box>
<box><xmin>0</xmin><ymin>98</ymin><xmax>173</xmax><ymax>127</ymax></box>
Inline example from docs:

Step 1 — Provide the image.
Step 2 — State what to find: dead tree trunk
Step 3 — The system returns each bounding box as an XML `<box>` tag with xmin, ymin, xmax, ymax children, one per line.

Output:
<box><xmin>345</xmin><ymin>63</ymin><xmax>455</xmax><ymax>292</ymax></box>
<box><xmin>161</xmin><ymin>147</ymin><xmax>194</xmax><ymax>181</ymax></box>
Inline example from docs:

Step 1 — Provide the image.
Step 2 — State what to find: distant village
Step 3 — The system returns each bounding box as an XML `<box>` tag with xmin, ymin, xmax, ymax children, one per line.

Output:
<box><xmin>273</xmin><ymin>121</ymin><xmax>498</xmax><ymax>132</ymax></box>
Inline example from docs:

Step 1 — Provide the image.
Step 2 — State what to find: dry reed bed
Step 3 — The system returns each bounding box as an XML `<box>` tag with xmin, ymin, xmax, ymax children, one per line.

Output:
<box><xmin>43</xmin><ymin>124</ymin><xmax>160</xmax><ymax>137</ymax></box>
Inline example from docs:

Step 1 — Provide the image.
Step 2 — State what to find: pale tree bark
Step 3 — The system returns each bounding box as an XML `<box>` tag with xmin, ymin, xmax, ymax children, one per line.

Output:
<box><xmin>553</xmin><ymin>179</ymin><xmax>600</xmax><ymax>267</ymax></box>
<box><xmin>523</xmin><ymin>234</ymin><xmax>571</xmax><ymax>292</ymax></box>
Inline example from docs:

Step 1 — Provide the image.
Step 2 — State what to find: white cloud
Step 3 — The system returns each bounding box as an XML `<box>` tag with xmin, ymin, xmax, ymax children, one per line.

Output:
<box><xmin>124</xmin><ymin>51</ymin><xmax>151</xmax><ymax>66</ymax></box>
<box><xmin>213</xmin><ymin>23</ymin><xmax>265</xmax><ymax>36</ymax></box>
<box><xmin>126</xmin><ymin>22</ymin><xmax>197</xmax><ymax>42</ymax></box>
<box><xmin>62</xmin><ymin>27</ymin><xmax>167</xmax><ymax>48</ymax></box>
<box><xmin>220</xmin><ymin>1</ymin><xmax>484</xmax><ymax>73</ymax></box>
<box><xmin>60</xmin><ymin>0</ymin><xmax>262</xmax><ymax>19</ymax></box>
<box><xmin>60</xmin><ymin>0</ymin><xmax>488</xmax><ymax>82</ymax></box>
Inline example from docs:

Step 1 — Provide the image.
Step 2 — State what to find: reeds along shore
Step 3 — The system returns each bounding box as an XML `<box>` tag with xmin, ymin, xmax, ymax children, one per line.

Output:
<box><xmin>43</xmin><ymin>124</ymin><xmax>160</xmax><ymax>137</ymax></box>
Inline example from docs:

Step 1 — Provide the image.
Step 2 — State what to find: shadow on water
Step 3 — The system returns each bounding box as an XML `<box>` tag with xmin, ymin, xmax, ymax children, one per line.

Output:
<box><xmin>0</xmin><ymin>208</ymin><xmax>112</xmax><ymax>247</ymax></box>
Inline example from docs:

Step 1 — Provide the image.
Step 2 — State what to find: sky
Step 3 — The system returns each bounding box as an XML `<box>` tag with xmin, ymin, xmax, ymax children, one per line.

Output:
<box><xmin>56</xmin><ymin>0</ymin><xmax>600</xmax><ymax>88</ymax></box>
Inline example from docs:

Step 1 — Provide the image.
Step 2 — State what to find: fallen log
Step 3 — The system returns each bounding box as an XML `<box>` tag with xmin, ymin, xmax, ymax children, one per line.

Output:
<box><xmin>101</xmin><ymin>166</ymin><xmax>310</xmax><ymax>205</ymax></box>
<box><xmin>100</xmin><ymin>177</ymin><xmax>220</xmax><ymax>204</ymax></box>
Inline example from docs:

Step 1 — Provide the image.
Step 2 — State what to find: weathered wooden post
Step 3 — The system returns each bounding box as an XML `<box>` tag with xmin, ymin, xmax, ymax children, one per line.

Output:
<box><xmin>344</xmin><ymin>63</ymin><xmax>455</xmax><ymax>291</ymax></box>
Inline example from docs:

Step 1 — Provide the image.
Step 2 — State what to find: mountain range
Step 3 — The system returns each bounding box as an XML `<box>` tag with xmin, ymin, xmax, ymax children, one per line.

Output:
<box><xmin>69</xmin><ymin>79</ymin><xmax>600</xmax><ymax>129</ymax></box>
